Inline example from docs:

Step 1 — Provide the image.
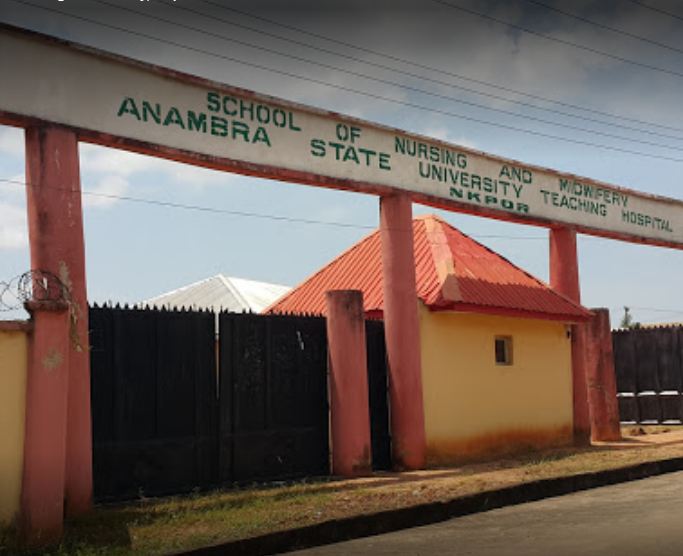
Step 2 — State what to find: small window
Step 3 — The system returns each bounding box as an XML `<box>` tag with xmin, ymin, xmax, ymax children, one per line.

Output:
<box><xmin>495</xmin><ymin>336</ymin><xmax>513</xmax><ymax>366</ymax></box>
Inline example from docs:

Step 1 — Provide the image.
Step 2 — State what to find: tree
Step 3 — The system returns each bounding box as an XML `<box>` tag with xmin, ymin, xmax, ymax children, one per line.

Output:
<box><xmin>620</xmin><ymin>306</ymin><xmax>640</xmax><ymax>329</ymax></box>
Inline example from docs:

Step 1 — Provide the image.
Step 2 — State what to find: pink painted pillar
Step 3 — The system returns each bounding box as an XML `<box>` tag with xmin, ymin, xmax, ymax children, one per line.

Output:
<box><xmin>20</xmin><ymin>307</ymin><xmax>70</xmax><ymax>545</ymax></box>
<box><xmin>586</xmin><ymin>308</ymin><xmax>622</xmax><ymax>441</ymax></box>
<box><xmin>23</xmin><ymin>126</ymin><xmax>92</xmax><ymax>537</ymax></box>
<box><xmin>549</xmin><ymin>227</ymin><xmax>591</xmax><ymax>445</ymax></box>
<box><xmin>326</xmin><ymin>290</ymin><xmax>372</xmax><ymax>477</ymax></box>
<box><xmin>379</xmin><ymin>195</ymin><xmax>426</xmax><ymax>470</ymax></box>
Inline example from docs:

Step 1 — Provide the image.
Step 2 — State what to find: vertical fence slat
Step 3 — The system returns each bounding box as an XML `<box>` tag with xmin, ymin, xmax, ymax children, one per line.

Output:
<box><xmin>366</xmin><ymin>320</ymin><xmax>392</xmax><ymax>471</ymax></box>
<box><xmin>613</xmin><ymin>330</ymin><xmax>636</xmax><ymax>394</ymax></box>
<box><xmin>218</xmin><ymin>312</ymin><xmax>234</xmax><ymax>484</ymax></box>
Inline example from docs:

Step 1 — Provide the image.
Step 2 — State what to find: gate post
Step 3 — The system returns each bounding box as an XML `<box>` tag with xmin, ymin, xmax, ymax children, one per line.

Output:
<box><xmin>20</xmin><ymin>306</ymin><xmax>70</xmax><ymax>545</ymax></box>
<box><xmin>379</xmin><ymin>195</ymin><xmax>426</xmax><ymax>470</ymax></box>
<box><xmin>326</xmin><ymin>290</ymin><xmax>372</xmax><ymax>476</ymax></box>
<box><xmin>22</xmin><ymin>126</ymin><xmax>92</xmax><ymax>542</ymax></box>
<box><xmin>586</xmin><ymin>308</ymin><xmax>621</xmax><ymax>441</ymax></box>
<box><xmin>549</xmin><ymin>227</ymin><xmax>591</xmax><ymax>445</ymax></box>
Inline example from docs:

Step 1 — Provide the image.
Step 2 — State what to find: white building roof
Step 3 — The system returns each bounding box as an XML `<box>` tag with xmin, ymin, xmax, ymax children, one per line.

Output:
<box><xmin>144</xmin><ymin>274</ymin><xmax>291</xmax><ymax>313</ymax></box>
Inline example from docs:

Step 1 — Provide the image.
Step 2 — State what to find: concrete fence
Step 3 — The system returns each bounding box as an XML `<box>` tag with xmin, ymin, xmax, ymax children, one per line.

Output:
<box><xmin>0</xmin><ymin>321</ymin><xmax>30</xmax><ymax>526</ymax></box>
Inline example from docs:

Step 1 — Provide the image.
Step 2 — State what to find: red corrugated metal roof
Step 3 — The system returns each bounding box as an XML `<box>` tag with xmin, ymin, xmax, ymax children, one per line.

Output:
<box><xmin>266</xmin><ymin>215</ymin><xmax>591</xmax><ymax>322</ymax></box>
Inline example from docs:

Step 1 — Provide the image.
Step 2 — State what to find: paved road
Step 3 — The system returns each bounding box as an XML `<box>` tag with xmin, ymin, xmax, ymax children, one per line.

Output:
<box><xmin>287</xmin><ymin>471</ymin><xmax>683</xmax><ymax>556</ymax></box>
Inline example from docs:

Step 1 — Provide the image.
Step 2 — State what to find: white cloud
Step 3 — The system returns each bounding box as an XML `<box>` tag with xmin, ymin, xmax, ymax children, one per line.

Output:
<box><xmin>168</xmin><ymin>163</ymin><xmax>234</xmax><ymax>188</ymax></box>
<box><xmin>0</xmin><ymin>126</ymin><xmax>23</xmax><ymax>158</ymax></box>
<box><xmin>82</xmin><ymin>175</ymin><xmax>130</xmax><ymax>208</ymax></box>
<box><xmin>420</xmin><ymin>127</ymin><xmax>477</xmax><ymax>150</ymax></box>
<box><xmin>79</xmin><ymin>144</ymin><xmax>169</xmax><ymax>177</ymax></box>
<box><xmin>79</xmin><ymin>144</ymin><xmax>236</xmax><ymax>207</ymax></box>
<box><xmin>0</xmin><ymin>173</ymin><xmax>26</xmax><ymax>201</ymax></box>
<box><xmin>6</xmin><ymin>131</ymin><xmax>236</xmax><ymax>211</ymax></box>
<box><xmin>420</xmin><ymin>127</ymin><xmax>452</xmax><ymax>142</ymax></box>
<box><xmin>0</xmin><ymin>202</ymin><xmax>27</xmax><ymax>250</ymax></box>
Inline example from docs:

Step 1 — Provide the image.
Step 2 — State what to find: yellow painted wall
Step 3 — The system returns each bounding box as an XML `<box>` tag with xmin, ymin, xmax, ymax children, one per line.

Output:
<box><xmin>0</xmin><ymin>327</ymin><xmax>28</xmax><ymax>525</ymax></box>
<box><xmin>419</xmin><ymin>305</ymin><xmax>573</xmax><ymax>465</ymax></box>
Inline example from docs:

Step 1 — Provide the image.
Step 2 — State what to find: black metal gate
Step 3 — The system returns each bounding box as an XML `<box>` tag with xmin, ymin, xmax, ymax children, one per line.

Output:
<box><xmin>90</xmin><ymin>306</ymin><xmax>393</xmax><ymax>500</ymax></box>
<box><xmin>366</xmin><ymin>319</ymin><xmax>391</xmax><ymax>471</ymax></box>
<box><xmin>613</xmin><ymin>326</ymin><xmax>683</xmax><ymax>424</ymax></box>
<box><xmin>90</xmin><ymin>305</ymin><xmax>218</xmax><ymax>501</ymax></box>
<box><xmin>218</xmin><ymin>312</ymin><xmax>329</xmax><ymax>483</ymax></box>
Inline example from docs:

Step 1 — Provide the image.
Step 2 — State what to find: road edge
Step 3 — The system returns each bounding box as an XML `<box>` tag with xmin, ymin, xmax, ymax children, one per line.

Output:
<box><xmin>176</xmin><ymin>456</ymin><xmax>683</xmax><ymax>555</ymax></box>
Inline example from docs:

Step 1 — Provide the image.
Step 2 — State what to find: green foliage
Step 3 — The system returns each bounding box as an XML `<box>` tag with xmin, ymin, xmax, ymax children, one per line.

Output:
<box><xmin>620</xmin><ymin>307</ymin><xmax>640</xmax><ymax>329</ymax></box>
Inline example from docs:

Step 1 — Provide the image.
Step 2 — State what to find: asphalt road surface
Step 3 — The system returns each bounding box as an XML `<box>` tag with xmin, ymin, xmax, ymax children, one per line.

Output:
<box><xmin>287</xmin><ymin>470</ymin><xmax>683</xmax><ymax>556</ymax></box>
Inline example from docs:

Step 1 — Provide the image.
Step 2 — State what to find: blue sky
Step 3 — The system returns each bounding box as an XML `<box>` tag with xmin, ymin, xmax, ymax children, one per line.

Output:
<box><xmin>2</xmin><ymin>0</ymin><xmax>683</xmax><ymax>325</ymax></box>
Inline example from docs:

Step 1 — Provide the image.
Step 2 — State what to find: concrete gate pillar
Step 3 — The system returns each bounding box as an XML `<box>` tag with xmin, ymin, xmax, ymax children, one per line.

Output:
<box><xmin>379</xmin><ymin>195</ymin><xmax>426</xmax><ymax>470</ymax></box>
<box><xmin>586</xmin><ymin>308</ymin><xmax>621</xmax><ymax>441</ymax></box>
<box><xmin>20</xmin><ymin>307</ymin><xmax>70</xmax><ymax>545</ymax></box>
<box><xmin>549</xmin><ymin>226</ymin><xmax>591</xmax><ymax>445</ymax></box>
<box><xmin>326</xmin><ymin>290</ymin><xmax>372</xmax><ymax>477</ymax></box>
<box><xmin>21</xmin><ymin>126</ymin><xmax>92</xmax><ymax>543</ymax></box>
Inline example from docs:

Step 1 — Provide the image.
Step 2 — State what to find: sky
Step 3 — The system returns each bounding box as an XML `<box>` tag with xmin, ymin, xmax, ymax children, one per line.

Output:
<box><xmin>1</xmin><ymin>0</ymin><xmax>683</xmax><ymax>326</ymax></box>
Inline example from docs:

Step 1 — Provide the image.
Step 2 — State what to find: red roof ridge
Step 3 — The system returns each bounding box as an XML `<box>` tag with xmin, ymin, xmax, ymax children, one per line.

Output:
<box><xmin>414</xmin><ymin>213</ymin><xmax>441</xmax><ymax>220</ymax></box>
<box><xmin>266</xmin><ymin>215</ymin><xmax>592</xmax><ymax>321</ymax></box>
<box><xmin>423</xmin><ymin>217</ymin><xmax>461</xmax><ymax>305</ymax></box>
<box><xmin>430</xmin><ymin>218</ymin><xmax>590</xmax><ymax>317</ymax></box>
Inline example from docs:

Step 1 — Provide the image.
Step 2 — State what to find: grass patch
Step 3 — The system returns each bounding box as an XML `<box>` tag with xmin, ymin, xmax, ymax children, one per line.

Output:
<box><xmin>1</xmin><ymin>483</ymin><xmax>337</xmax><ymax>556</ymax></box>
<box><xmin>5</xmin><ymin>429</ymin><xmax>683</xmax><ymax>555</ymax></box>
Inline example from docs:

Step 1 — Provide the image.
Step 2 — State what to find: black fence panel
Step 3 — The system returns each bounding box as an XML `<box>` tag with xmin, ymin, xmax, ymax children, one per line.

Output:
<box><xmin>219</xmin><ymin>313</ymin><xmax>329</xmax><ymax>484</ymax></box>
<box><xmin>91</xmin><ymin>306</ymin><xmax>392</xmax><ymax>499</ymax></box>
<box><xmin>616</xmin><ymin>394</ymin><xmax>638</xmax><ymax>424</ymax></box>
<box><xmin>656</xmin><ymin>331</ymin><xmax>682</xmax><ymax>392</ymax></box>
<box><xmin>637</xmin><ymin>392</ymin><xmax>662</xmax><ymax>424</ymax></box>
<box><xmin>366</xmin><ymin>320</ymin><xmax>391</xmax><ymax>471</ymax></box>
<box><xmin>660</xmin><ymin>392</ymin><xmax>683</xmax><ymax>423</ymax></box>
<box><xmin>634</xmin><ymin>330</ymin><xmax>661</xmax><ymax>393</ymax></box>
<box><xmin>90</xmin><ymin>306</ymin><xmax>218</xmax><ymax>501</ymax></box>
<box><xmin>613</xmin><ymin>331</ymin><xmax>637</xmax><ymax>394</ymax></box>
<box><xmin>613</xmin><ymin>326</ymin><xmax>683</xmax><ymax>425</ymax></box>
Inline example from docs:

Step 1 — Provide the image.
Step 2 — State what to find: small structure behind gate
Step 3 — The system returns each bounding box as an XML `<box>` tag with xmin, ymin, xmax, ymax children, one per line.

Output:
<box><xmin>613</xmin><ymin>325</ymin><xmax>683</xmax><ymax>425</ymax></box>
<box><xmin>90</xmin><ymin>305</ymin><xmax>391</xmax><ymax>501</ymax></box>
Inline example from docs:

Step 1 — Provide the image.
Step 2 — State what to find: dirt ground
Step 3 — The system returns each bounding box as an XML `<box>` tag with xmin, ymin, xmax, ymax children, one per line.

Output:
<box><xmin>4</xmin><ymin>426</ymin><xmax>683</xmax><ymax>555</ymax></box>
<box><xmin>297</xmin><ymin>426</ymin><xmax>683</xmax><ymax>518</ymax></box>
